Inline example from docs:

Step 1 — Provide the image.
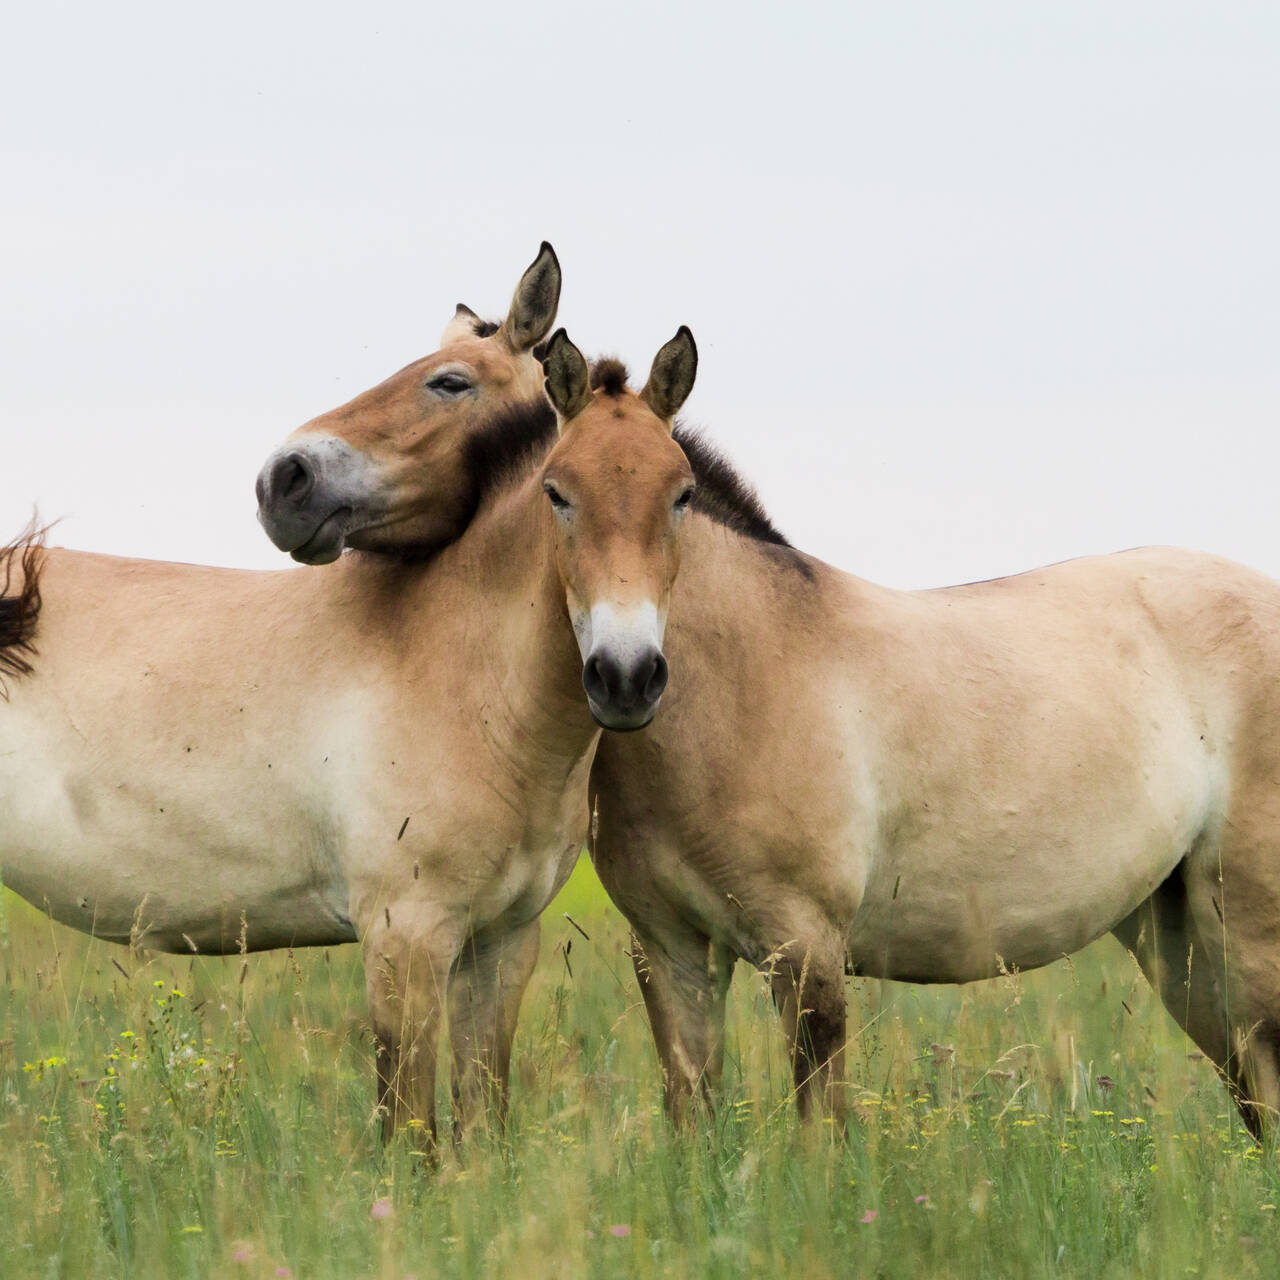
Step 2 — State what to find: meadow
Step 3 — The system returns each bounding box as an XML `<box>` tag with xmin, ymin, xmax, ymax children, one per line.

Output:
<box><xmin>2</xmin><ymin>859</ymin><xmax>1277</xmax><ymax>1280</ymax></box>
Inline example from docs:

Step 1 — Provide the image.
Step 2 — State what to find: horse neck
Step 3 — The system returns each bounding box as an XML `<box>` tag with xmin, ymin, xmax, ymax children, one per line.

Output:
<box><xmin>394</xmin><ymin>472</ymin><xmax>596</xmax><ymax>770</ymax></box>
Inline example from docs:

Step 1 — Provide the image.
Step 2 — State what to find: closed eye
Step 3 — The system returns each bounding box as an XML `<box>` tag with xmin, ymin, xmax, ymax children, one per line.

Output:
<box><xmin>427</xmin><ymin>372</ymin><xmax>473</xmax><ymax>397</ymax></box>
<box><xmin>543</xmin><ymin>482</ymin><xmax>572</xmax><ymax>512</ymax></box>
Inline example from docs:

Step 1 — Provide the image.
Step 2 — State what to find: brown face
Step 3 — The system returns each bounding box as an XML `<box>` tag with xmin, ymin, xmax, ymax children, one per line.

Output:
<box><xmin>539</xmin><ymin>330</ymin><xmax>699</xmax><ymax>732</ymax></box>
<box><xmin>255</xmin><ymin>244</ymin><xmax>561</xmax><ymax>564</ymax></box>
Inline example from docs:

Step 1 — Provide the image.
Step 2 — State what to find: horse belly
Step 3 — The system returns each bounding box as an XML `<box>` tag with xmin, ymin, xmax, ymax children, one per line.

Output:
<box><xmin>848</xmin><ymin>749</ymin><xmax>1213</xmax><ymax>983</ymax></box>
<box><xmin>0</xmin><ymin>732</ymin><xmax>356</xmax><ymax>954</ymax></box>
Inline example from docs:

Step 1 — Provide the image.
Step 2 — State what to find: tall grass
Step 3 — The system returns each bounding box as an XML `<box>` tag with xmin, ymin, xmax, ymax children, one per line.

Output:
<box><xmin>1</xmin><ymin>862</ymin><xmax>1275</xmax><ymax>1279</ymax></box>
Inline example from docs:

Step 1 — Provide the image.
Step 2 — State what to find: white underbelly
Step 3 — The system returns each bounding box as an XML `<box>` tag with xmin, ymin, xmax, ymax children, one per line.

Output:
<box><xmin>847</xmin><ymin>820</ymin><xmax>1202</xmax><ymax>983</ymax></box>
<box><xmin>0</xmin><ymin>742</ymin><xmax>357</xmax><ymax>954</ymax></box>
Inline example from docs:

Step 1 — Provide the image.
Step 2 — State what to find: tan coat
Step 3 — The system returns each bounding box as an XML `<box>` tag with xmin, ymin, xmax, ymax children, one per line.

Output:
<box><xmin>591</xmin><ymin>519</ymin><xmax>1280</xmax><ymax>1133</ymax></box>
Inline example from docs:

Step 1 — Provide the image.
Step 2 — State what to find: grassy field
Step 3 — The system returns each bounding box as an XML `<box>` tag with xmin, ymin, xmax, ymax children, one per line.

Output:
<box><xmin>1</xmin><ymin>860</ymin><xmax>1277</xmax><ymax>1279</ymax></box>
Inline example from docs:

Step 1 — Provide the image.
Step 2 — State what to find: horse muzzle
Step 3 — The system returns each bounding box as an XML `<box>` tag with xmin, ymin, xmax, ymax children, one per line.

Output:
<box><xmin>255</xmin><ymin>437</ymin><xmax>376</xmax><ymax>565</ymax></box>
<box><xmin>582</xmin><ymin>644</ymin><xmax>669</xmax><ymax>732</ymax></box>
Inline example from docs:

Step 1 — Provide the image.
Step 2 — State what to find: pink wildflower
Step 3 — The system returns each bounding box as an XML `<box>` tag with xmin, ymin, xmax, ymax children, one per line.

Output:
<box><xmin>860</xmin><ymin>1210</ymin><xmax>878</xmax><ymax>1224</ymax></box>
<box><xmin>231</xmin><ymin>1242</ymin><xmax>252</xmax><ymax>1264</ymax></box>
<box><xmin>609</xmin><ymin>1224</ymin><xmax>632</xmax><ymax>1238</ymax></box>
<box><xmin>370</xmin><ymin>1197</ymin><xmax>393</xmax><ymax>1222</ymax></box>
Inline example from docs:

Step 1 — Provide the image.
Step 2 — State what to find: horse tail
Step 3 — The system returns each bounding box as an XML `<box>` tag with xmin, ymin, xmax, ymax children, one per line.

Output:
<box><xmin>0</xmin><ymin>514</ymin><xmax>49</xmax><ymax>696</ymax></box>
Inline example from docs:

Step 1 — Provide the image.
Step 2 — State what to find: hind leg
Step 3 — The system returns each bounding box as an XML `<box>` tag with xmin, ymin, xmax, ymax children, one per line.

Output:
<box><xmin>1117</xmin><ymin>848</ymin><xmax>1280</xmax><ymax>1138</ymax></box>
<box><xmin>1112</xmin><ymin>868</ymin><xmax>1231</xmax><ymax>1069</ymax></box>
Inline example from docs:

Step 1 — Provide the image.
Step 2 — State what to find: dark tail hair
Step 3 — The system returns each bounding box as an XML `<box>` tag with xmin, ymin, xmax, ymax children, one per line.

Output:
<box><xmin>0</xmin><ymin>514</ymin><xmax>49</xmax><ymax>696</ymax></box>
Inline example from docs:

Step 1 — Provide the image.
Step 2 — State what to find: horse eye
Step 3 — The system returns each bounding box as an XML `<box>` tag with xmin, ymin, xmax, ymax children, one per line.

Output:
<box><xmin>544</xmin><ymin>483</ymin><xmax>571</xmax><ymax>512</ymax></box>
<box><xmin>674</xmin><ymin>486</ymin><xmax>695</xmax><ymax>511</ymax></box>
<box><xmin>427</xmin><ymin>373</ymin><xmax>472</xmax><ymax>396</ymax></box>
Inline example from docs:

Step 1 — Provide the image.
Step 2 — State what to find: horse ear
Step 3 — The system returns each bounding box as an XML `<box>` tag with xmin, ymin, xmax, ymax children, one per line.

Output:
<box><xmin>439</xmin><ymin>302</ymin><xmax>481</xmax><ymax>347</ymax></box>
<box><xmin>500</xmin><ymin>242</ymin><xmax>561</xmax><ymax>354</ymax></box>
<box><xmin>542</xmin><ymin>329</ymin><xmax>592</xmax><ymax>424</ymax></box>
<box><xmin>640</xmin><ymin>326</ymin><xmax>698</xmax><ymax>425</ymax></box>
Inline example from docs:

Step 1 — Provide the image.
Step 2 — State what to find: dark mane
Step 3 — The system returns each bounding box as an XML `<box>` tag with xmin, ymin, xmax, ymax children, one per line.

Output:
<box><xmin>462</xmin><ymin>397</ymin><xmax>558</xmax><ymax>512</ymax></box>
<box><xmin>589</xmin><ymin>357</ymin><xmax>630</xmax><ymax>397</ymax></box>
<box><xmin>673</xmin><ymin>425</ymin><xmax>792</xmax><ymax>549</ymax></box>
<box><xmin>0</xmin><ymin>516</ymin><xmax>47</xmax><ymax>696</ymax></box>
<box><xmin>451</xmin><ymin>368</ymin><xmax>808</xmax><ymax>578</ymax></box>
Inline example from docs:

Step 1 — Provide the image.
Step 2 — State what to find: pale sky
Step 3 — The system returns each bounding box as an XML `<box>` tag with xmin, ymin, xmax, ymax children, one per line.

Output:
<box><xmin>2</xmin><ymin>2</ymin><xmax>1277</xmax><ymax>590</ymax></box>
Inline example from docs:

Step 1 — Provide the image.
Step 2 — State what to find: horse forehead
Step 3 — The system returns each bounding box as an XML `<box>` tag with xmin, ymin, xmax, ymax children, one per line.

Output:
<box><xmin>423</xmin><ymin>336</ymin><xmax>516</xmax><ymax>379</ymax></box>
<box><xmin>306</xmin><ymin>341</ymin><xmax>520</xmax><ymax>436</ymax></box>
<box><xmin>559</xmin><ymin>410</ymin><xmax>687</xmax><ymax>483</ymax></box>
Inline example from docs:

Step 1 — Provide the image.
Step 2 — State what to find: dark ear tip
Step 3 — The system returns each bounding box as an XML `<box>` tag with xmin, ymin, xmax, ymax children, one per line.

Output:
<box><xmin>539</xmin><ymin>240</ymin><xmax>556</xmax><ymax>259</ymax></box>
<box><xmin>546</xmin><ymin>326</ymin><xmax>569</xmax><ymax>350</ymax></box>
<box><xmin>455</xmin><ymin>302</ymin><xmax>476</xmax><ymax>316</ymax></box>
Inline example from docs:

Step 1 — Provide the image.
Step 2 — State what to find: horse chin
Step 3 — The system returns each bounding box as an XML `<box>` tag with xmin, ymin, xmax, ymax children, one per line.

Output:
<box><xmin>288</xmin><ymin>508</ymin><xmax>353</xmax><ymax>565</ymax></box>
<box><xmin>587</xmin><ymin>700</ymin><xmax>659</xmax><ymax>734</ymax></box>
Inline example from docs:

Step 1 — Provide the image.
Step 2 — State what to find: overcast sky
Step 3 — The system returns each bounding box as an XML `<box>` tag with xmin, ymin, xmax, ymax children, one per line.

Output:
<box><xmin>2</xmin><ymin>2</ymin><xmax>1277</xmax><ymax>589</ymax></box>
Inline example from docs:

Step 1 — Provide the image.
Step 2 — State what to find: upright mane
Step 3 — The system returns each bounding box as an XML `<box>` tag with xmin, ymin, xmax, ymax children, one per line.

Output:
<box><xmin>457</xmin><ymin>353</ymin><xmax>807</xmax><ymax>574</ymax></box>
<box><xmin>578</xmin><ymin>356</ymin><xmax>792</xmax><ymax>549</ymax></box>
<box><xmin>0</xmin><ymin>516</ymin><xmax>47</xmax><ymax>696</ymax></box>
<box><xmin>589</xmin><ymin>357</ymin><xmax>630</xmax><ymax>398</ymax></box>
<box><xmin>673</xmin><ymin>425</ymin><xmax>792</xmax><ymax>549</ymax></box>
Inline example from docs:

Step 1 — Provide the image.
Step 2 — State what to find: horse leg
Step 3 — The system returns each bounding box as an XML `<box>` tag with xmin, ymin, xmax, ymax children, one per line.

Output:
<box><xmin>448</xmin><ymin>917</ymin><xmax>541</xmax><ymax>1138</ymax></box>
<box><xmin>630</xmin><ymin>920</ymin><xmax>735</xmax><ymax>1127</ymax></box>
<box><xmin>1116</xmin><ymin>851</ymin><xmax>1280</xmax><ymax>1139</ymax></box>
<box><xmin>767</xmin><ymin>933</ymin><xmax>848</xmax><ymax>1123</ymax></box>
<box><xmin>363</xmin><ymin>910</ymin><xmax>460</xmax><ymax>1150</ymax></box>
<box><xmin>1111</xmin><ymin>867</ymin><xmax>1231</xmax><ymax>1070</ymax></box>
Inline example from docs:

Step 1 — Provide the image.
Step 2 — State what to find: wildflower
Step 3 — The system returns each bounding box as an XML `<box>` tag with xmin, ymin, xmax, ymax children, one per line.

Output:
<box><xmin>914</xmin><ymin>1195</ymin><xmax>929</xmax><ymax>1205</ymax></box>
<box><xmin>609</xmin><ymin>1225</ymin><xmax>631</xmax><ymax>1238</ymax></box>
<box><xmin>370</xmin><ymin>1198</ymin><xmax>393</xmax><ymax>1222</ymax></box>
<box><xmin>274</xmin><ymin>1269</ymin><xmax>292</xmax><ymax>1278</ymax></box>
<box><xmin>1096</xmin><ymin>1074</ymin><xmax>1114</xmax><ymax>1096</ymax></box>
<box><xmin>860</xmin><ymin>1210</ymin><xmax>878</xmax><ymax>1224</ymax></box>
<box><xmin>180</xmin><ymin>1225</ymin><xmax>203</xmax><ymax>1234</ymax></box>
<box><xmin>231</xmin><ymin>1242</ymin><xmax>252</xmax><ymax>1264</ymax></box>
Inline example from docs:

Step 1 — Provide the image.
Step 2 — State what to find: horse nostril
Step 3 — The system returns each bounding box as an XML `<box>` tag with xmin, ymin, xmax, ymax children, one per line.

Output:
<box><xmin>642</xmin><ymin>651</ymin><xmax>668</xmax><ymax>703</ymax></box>
<box><xmin>583</xmin><ymin>653</ymin><xmax>617</xmax><ymax>706</ymax></box>
<box><xmin>270</xmin><ymin>452</ymin><xmax>315</xmax><ymax>507</ymax></box>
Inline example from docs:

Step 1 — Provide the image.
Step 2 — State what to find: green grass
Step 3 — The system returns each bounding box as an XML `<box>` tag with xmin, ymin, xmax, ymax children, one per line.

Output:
<box><xmin>1</xmin><ymin>859</ymin><xmax>1276</xmax><ymax>1279</ymax></box>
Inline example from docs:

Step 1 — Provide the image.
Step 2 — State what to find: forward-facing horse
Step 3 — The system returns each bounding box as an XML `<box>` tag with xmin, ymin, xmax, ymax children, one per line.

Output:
<box><xmin>262</xmin><ymin>327</ymin><xmax>1280</xmax><ymax>1138</ymax></box>
<box><xmin>0</xmin><ymin>242</ymin><xmax>700</xmax><ymax>1144</ymax></box>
